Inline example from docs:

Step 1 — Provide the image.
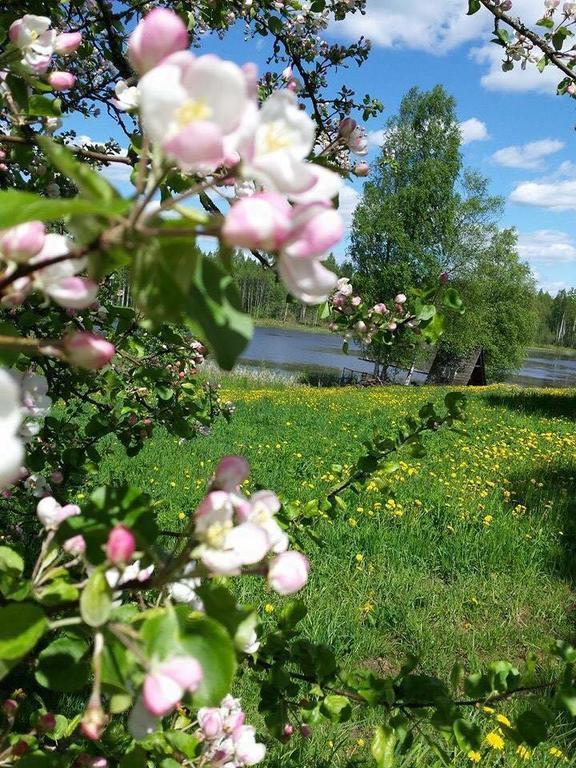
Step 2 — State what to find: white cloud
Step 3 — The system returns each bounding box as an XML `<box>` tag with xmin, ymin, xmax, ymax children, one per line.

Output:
<box><xmin>510</xmin><ymin>179</ymin><xmax>576</xmax><ymax>210</ymax></box>
<box><xmin>339</xmin><ymin>184</ymin><xmax>361</xmax><ymax>231</ymax></box>
<box><xmin>532</xmin><ymin>271</ymin><xmax>569</xmax><ymax>295</ymax></box>
<box><xmin>492</xmin><ymin>139</ymin><xmax>564</xmax><ymax>170</ymax></box>
<box><xmin>518</xmin><ymin>230</ymin><xmax>576</xmax><ymax>264</ymax></box>
<box><xmin>367</xmin><ymin>128</ymin><xmax>387</xmax><ymax>149</ymax></box>
<box><xmin>332</xmin><ymin>0</ymin><xmax>560</xmax><ymax>93</ymax></box>
<box><xmin>331</xmin><ymin>0</ymin><xmax>490</xmax><ymax>54</ymax></box>
<box><xmin>459</xmin><ymin>118</ymin><xmax>489</xmax><ymax>145</ymax></box>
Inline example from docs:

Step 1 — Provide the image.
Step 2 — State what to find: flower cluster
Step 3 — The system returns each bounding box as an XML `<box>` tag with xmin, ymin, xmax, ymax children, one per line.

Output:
<box><xmin>0</xmin><ymin>223</ymin><xmax>97</xmax><ymax>310</ymax></box>
<box><xmin>128</xmin><ymin>9</ymin><xmax>344</xmax><ymax>304</ymax></box>
<box><xmin>197</xmin><ymin>696</ymin><xmax>266</xmax><ymax>768</ymax></box>
<box><xmin>329</xmin><ymin>278</ymin><xmax>411</xmax><ymax>345</ymax></box>
<box><xmin>9</xmin><ymin>13</ymin><xmax>80</xmax><ymax>87</ymax></box>
<box><xmin>193</xmin><ymin>456</ymin><xmax>309</xmax><ymax>593</ymax></box>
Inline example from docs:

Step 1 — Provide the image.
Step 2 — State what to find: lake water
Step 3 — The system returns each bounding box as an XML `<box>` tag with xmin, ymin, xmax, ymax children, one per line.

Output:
<box><xmin>239</xmin><ymin>327</ymin><xmax>576</xmax><ymax>388</ymax></box>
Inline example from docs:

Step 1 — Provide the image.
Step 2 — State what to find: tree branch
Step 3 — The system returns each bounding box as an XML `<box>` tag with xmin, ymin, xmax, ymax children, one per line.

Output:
<box><xmin>0</xmin><ymin>134</ymin><xmax>134</xmax><ymax>166</ymax></box>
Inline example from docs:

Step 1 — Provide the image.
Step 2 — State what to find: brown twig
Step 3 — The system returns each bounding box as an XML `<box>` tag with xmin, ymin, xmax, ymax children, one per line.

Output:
<box><xmin>0</xmin><ymin>134</ymin><xmax>134</xmax><ymax>166</ymax></box>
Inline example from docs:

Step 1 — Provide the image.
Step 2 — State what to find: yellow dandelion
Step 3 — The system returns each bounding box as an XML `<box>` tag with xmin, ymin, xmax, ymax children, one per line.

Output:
<box><xmin>516</xmin><ymin>745</ymin><xmax>530</xmax><ymax>760</ymax></box>
<box><xmin>264</xmin><ymin>603</ymin><xmax>274</xmax><ymax>614</ymax></box>
<box><xmin>467</xmin><ymin>751</ymin><xmax>481</xmax><ymax>763</ymax></box>
<box><xmin>485</xmin><ymin>731</ymin><xmax>504</xmax><ymax>750</ymax></box>
<box><xmin>178</xmin><ymin>512</ymin><xmax>185</xmax><ymax>521</ymax></box>
<box><xmin>495</xmin><ymin>714</ymin><xmax>511</xmax><ymax>727</ymax></box>
<box><xmin>356</xmin><ymin>738</ymin><xmax>365</xmax><ymax>747</ymax></box>
<box><xmin>355</xmin><ymin>553</ymin><xmax>364</xmax><ymax>562</ymax></box>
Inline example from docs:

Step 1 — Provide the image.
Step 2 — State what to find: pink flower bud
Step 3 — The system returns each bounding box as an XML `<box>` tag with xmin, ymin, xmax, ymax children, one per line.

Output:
<box><xmin>54</xmin><ymin>32</ymin><xmax>82</xmax><ymax>55</ymax></box>
<box><xmin>3</xmin><ymin>699</ymin><xmax>18</xmax><ymax>717</ymax></box>
<box><xmin>64</xmin><ymin>332</ymin><xmax>115</xmax><ymax>370</ymax></box>
<box><xmin>354</xmin><ymin>162</ymin><xmax>369</xmax><ymax>177</ymax></box>
<box><xmin>439</xmin><ymin>271</ymin><xmax>449</xmax><ymax>285</ymax></box>
<box><xmin>0</xmin><ymin>221</ymin><xmax>45</xmax><ymax>263</ymax></box>
<box><xmin>283</xmin><ymin>724</ymin><xmax>294</xmax><ymax>738</ymax></box>
<box><xmin>394</xmin><ymin>293</ymin><xmax>407</xmax><ymax>304</ymax></box>
<box><xmin>63</xmin><ymin>534</ymin><xmax>86</xmax><ymax>556</ymax></box>
<box><xmin>223</xmin><ymin>193</ymin><xmax>292</xmax><ymax>251</ymax></box>
<box><xmin>268</xmin><ymin>551</ymin><xmax>309</xmax><ymax>595</ymax></box>
<box><xmin>49</xmin><ymin>71</ymin><xmax>76</xmax><ymax>91</ymax></box>
<box><xmin>80</xmin><ymin>705</ymin><xmax>106</xmax><ymax>741</ymax></box>
<box><xmin>351</xmin><ymin>296</ymin><xmax>362</xmax><ymax>307</ymax></box>
<box><xmin>371</xmin><ymin>303</ymin><xmax>388</xmax><ymax>315</ymax></box>
<box><xmin>0</xmin><ymin>150</ymin><xmax>6</xmax><ymax>161</ymax></box>
<box><xmin>0</xmin><ymin>164</ymin><xmax>7</xmax><ymax>173</ymax></box>
<box><xmin>213</xmin><ymin>455</ymin><xmax>250</xmax><ymax>490</ymax></box>
<box><xmin>106</xmin><ymin>525</ymin><xmax>136</xmax><ymax>565</ymax></box>
<box><xmin>300</xmin><ymin>724</ymin><xmax>311</xmax><ymax>738</ymax></box>
<box><xmin>338</xmin><ymin>117</ymin><xmax>357</xmax><ymax>138</ymax></box>
<box><xmin>128</xmin><ymin>8</ymin><xmax>189</xmax><ymax>74</ymax></box>
<box><xmin>37</xmin><ymin>712</ymin><xmax>56</xmax><ymax>732</ymax></box>
<box><xmin>143</xmin><ymin>656</ymin><xmax>203</xmax><ymax>716</ymax></box>
<box><xmin>12</xmin><ymin>741</ymin><xmax>29</xmax><ymax>757</ymax></box>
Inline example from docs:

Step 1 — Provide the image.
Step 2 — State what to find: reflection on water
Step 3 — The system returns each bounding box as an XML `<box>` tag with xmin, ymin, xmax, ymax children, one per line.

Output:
<box><xmin>240</xmin><ymin>327</ymin><xmax>576</xmax><ymax>388</ymax></box>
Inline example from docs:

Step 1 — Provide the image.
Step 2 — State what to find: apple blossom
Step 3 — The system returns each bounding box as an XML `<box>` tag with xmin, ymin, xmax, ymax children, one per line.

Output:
<box><xmin>288</xmin><ymin>164</ymin><xmax>342</xmax><ymax>205</ymax></box>
<box><xmin>0</xmin><ymin>221</ymin><xmax>45</xmax><ymax>262</ymax></box>
<box><xmin>54</xmin><ymin>31</ymin><xmax>82</xmax><ymax>55</ymax></box>
<box><xmin>168</xmin><ymin>562</ymin><xmax>204</xmax><ymax>609</ymax></box>
<box><xmin>243</xmin><ymin>490</ymin><xmax>288</xmax><ymax>554</ymax></box>
<box><xmin>36</xmin><ymin>496</ymin><xmax>80</xmax><ymax>530</ymax></box>
<box><xmin>223</xmin><ymin>193</ymin><xmax>292</xmax><ymax>251</ymax></box>
<box><xmin>138</xmin><ymin>52</ymin><xmax>250</xmax><ymax>172</ymax></box>
<box><xmin>128</xmin><ymin>8</ymin><xmax>189</xmax><ymax>74</ymax></box>
<box><xmin>277</xmin><ymin>255</ymin><xmax>338</xmax><ymax>305</ymax></box>
<box><xmin>194</xmin><ymin>490</ymin><xmax>270</xmax><ymax>575</ymax></box>
<box><xmin>346</xmin><ymin>125</ymin><xmax>369</xmax><ymax>156</ymax></box>
<box><xmin>29</xmin><ymin>234</ymin><xmax>98</xmax><ymax>308</ymax></box>
<box><xmin>239</xmin><ymin>89</ymin><xmax>317</xmax><ymax>194</ymax></box>
<box><xmin>395</xmin><ymin>293</ymin><xmax>407</xmax><ymax>304</ymax></box>
<box><xmin>106</xmin><ymin>525</ymin><xmax>136</xmax><ymax>565</ymax></box>
<box><xmin>197</xmin><ymin>697</ymin><xmax>266</xmax><ymax>768</ymax></box>
<box><xmin>0</xmin><ymin>369</ymin><xmax>24</xmax><ymax>489</ymax></box>
<box><xmin>49</xmin><ymin>71</ymin><xmax>76</xmax><ymax>91</ymax></box>
<box><xmin>267</xmin><ymin>550</ymin><xmax>309</xmax><ymax>595</ymax></box>
<box><xmin>9</xmin><ymin>15</ymin><xmax>56</xmax><ymax>74</ymax></box>
<box><xmin>111</xmin><ymin>80</ymin><xmax>139</xmax><ymax>112</ymax></box>
<box><xmin>142</xmin><ymin>656</ymin><xmax>203</xmax><ymax>716</ymax></box>
<box><xmin>64</xmin><ymin>332</ymin><xmax>115</xmax><ymax>370</ymax></box>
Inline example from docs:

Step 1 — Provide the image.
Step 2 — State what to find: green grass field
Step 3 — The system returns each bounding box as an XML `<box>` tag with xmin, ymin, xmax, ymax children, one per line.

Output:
<box><xmin>92</xmin><ymin>381</ymin><xmax>576</xmax><ymax>766</ymax></box>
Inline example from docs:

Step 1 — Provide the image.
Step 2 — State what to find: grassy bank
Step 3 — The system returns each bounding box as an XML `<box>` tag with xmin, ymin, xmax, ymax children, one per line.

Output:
<box><xmin>253</xmin><ymin>318</ymin><xmax>331</xmax><ymax>334</ymax></box>
<box><xmin>93</xmin><ymin>382</ymin><xmax>576</xmax><ymax>766</ymax></box>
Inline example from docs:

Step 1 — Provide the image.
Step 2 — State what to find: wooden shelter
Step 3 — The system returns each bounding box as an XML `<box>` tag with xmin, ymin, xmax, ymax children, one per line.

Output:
<box><xmin>425</xmin><ymin>346</ymin><xmax>486</xmax><ymax>386</ymax></box>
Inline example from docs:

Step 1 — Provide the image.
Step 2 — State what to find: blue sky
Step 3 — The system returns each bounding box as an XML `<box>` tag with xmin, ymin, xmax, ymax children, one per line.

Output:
<box><xmin>72</xmin><ymin>0</ymin><xmax>576</xmax><ymax>295</ymax></box>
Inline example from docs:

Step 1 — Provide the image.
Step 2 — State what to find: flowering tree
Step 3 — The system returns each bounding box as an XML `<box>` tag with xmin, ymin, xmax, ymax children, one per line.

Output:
<box><xmin>0</xmin><ymin>3</ymin><xmax>575</xmax><ymax>767</ymax></box>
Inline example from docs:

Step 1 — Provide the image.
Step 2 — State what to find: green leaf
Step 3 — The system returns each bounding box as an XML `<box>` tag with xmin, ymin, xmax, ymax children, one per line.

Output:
<box><xmin>28</xmin><ymin>95</ymin><xmax>62</xmax><ymax>117</ymax></box>
<box><xmin>37</xmin><ymin>579</ymin><xmax>79</xmax><ymax>606</ymax></box>
<box><xmin>371</xmin><ymin>725</ymin><xmax>396</xmax><ymax>768</ymax></box>
<box><xmin>0</xmin><ymin>603</ymin><xmax>47</xmax><ymax>660</ymax></box>
<box><xmin>443</xmin><ymin>288</ymin><xmax>464</xmax><ymax>312</ymax></box>
<box><xmin>536</xmin><ymin>17</ymin><xmax>555</xmax><ymax>29</ymax></box>
<box><xmin>0</xmin><ymin>322</ymin><xmax>22</xmax><ymax>367</ymax></box>
<box><xmin>0</xmin><ymin>190</ymin><xmax>130</xmax><ymax>228</ymax></box>
<box><xmin>165</xmin><ymin>731</ymin><xmax>200</xmax><ymax>759</ymax></box>
<box><xmin>37</xmin><ymin>136</ymin><xmax>118</xmax><ymax>201</ymax></box>
<box><xmin>515</xmin><ymin>709</ymin><xmax>549</xmax><ymax>746</ymax></box>
<box><xmin>132</xmin><ymin>241</ymin><xmax>253</xmax><ymax>370</ymax></box>
<box><xmin>142</xmin><ymin>607</ymin><xmax>236</xmax><ymax>706</ymax></box>
<box><xmin>467</xmin><ymin>0</ymin><xmax>481</xmax><ymax>14</ymax></box>
<box><xmin>6</xmin><ymin>74</ymin><xmax>28</xmax><ymax>112</ymax></box>
<box><xmin>35</xmin><ymin>635</ymin><xmax>90</xmax><ymax>692</ymax></box>
<box><xmin>81</xmin><ymin>569</ymin><xmax>113</xmax><ymax>627</ymax></box>
<box><xmin>0</xmin><ymin>546</ymin><xmax>24</xmax><ymax>597</ymax></box>
<box><xmin>321</xmin><ymin>694</ymin><xmax>352</xmax><ymax>723</ymax></box>
<box><xmin>453</xmin><ymin>719</ymin><xmax>481</xmax><ymax>752</ymax></box>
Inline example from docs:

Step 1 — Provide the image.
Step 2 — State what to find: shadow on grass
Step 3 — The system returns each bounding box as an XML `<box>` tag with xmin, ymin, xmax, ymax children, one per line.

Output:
<box><xmin>505</xmin><ymin>462</ymin><xmax>576</xmax><ymax>591</ymax></box>
<box><xmin>482</xmin><ymin>390</ymin><xmax>576</xmax><ymax>421</ymax></box>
